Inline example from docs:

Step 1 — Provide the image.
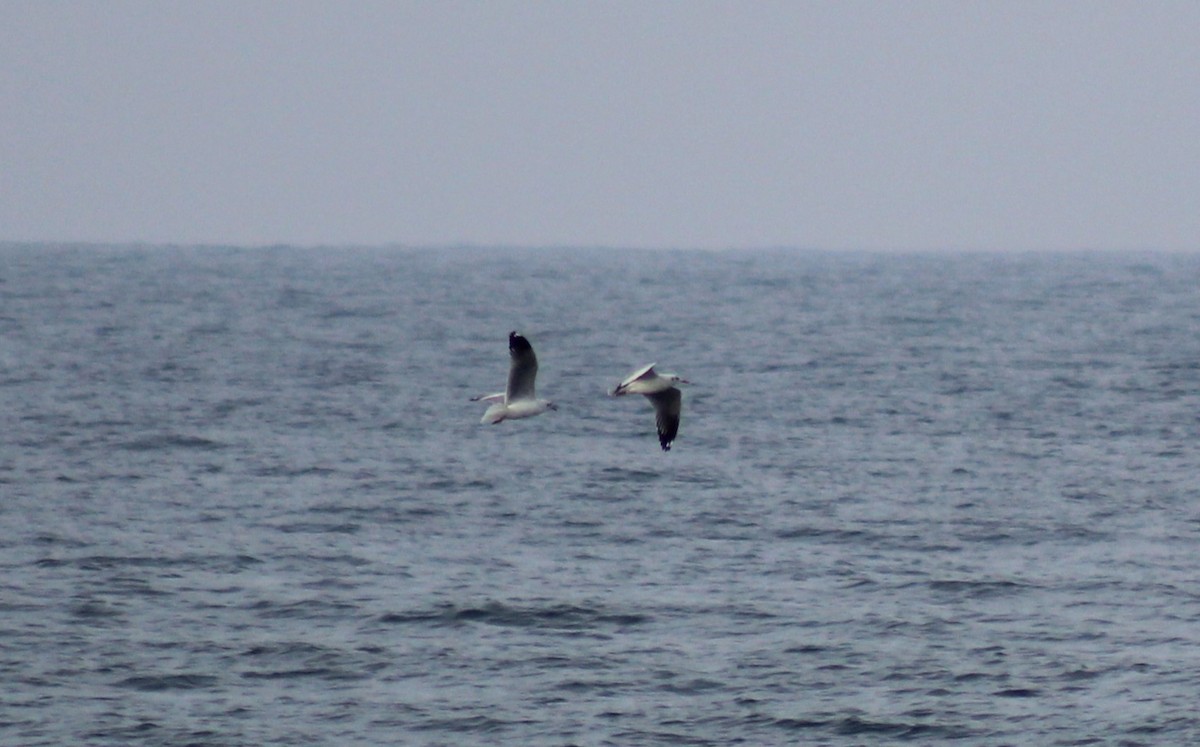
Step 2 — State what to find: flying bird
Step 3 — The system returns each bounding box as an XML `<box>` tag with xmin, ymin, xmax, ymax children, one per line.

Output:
<box><xmin>472</xmin><ymin>331</ymin><xmax>557</xmax><ymax>424</ymax></box>
<box><xmin>612</xmin><ymin>363</ymin><xmax>690</xmax><ymax>451</ymax></box>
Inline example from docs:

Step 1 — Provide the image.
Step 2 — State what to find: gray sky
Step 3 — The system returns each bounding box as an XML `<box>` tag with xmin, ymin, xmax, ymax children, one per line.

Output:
<box><xmin>3</xmin><ymin>1</ymin><xmax>1198</xmax><ymax>251</ymax></box>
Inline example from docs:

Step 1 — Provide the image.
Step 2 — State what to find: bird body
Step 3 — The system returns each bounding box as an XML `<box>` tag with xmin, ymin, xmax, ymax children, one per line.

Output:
<box><xmin>482</xmin><ymin>397</ymin><xmax>554</xmax><ymax>423</ymax></box>
<box><xmin>612</xmin><ymin>363</ymin><xmax>688</xmax><ymax>396</ymax></box>
<box><xmin>474</xmin><ymin>332</ymin><xmax>557</xmax><ymax>424</ymax></box>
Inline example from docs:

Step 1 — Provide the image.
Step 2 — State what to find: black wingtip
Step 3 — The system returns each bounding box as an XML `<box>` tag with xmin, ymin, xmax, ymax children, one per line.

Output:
<box><xmin>660</xmin><ymin>440</ymin><xmax>672</xmax><ymax>451</ymax></box>
<box><xmin>508</xmin><ymin>331</ymin><xmax>532</xmax><ymax>354</ymax></box>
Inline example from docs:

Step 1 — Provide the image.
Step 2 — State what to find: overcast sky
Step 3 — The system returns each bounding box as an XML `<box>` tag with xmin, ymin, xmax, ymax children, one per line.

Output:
<box><xmin>2</xmin><ymin>1</ymin><xmax>1198</xmax><ymax>251</ymax></box>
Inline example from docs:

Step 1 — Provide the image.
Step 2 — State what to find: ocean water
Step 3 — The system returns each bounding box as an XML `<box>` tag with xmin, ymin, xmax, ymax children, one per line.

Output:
<box><xmin>2</xmin><ymin>243</ymin><xmax>1199</xmax><ymax>746</ymax></box>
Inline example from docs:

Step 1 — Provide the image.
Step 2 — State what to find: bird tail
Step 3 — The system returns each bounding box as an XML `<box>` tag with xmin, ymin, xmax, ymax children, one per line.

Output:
<box><xmin>480</xmin><ymin>403</ymin><xmax>506</xmax><ymax>424</ymax></box>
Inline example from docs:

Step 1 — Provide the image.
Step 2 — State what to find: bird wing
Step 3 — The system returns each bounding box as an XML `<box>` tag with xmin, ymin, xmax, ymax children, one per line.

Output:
<box><xmin>614</xmin><ymin>362</ymin><xmax>657</xmax><ymax>395</ymax></box>
<box><xmin>647</xmin><ymin>387</ymin><xmax>681</xmax><ymax>451</ymax></box>
<box><xmin>621</xmin><ymin>362</ymin><xmax>657</xmax><ymax>387</ymax></box>
<box><xmin>506</xmin><ymin>331</ymin><xmax>538</xmax><ymax>402</ymax></box>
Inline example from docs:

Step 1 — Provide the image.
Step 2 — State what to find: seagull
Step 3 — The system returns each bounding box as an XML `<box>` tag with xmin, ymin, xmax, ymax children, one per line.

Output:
<box><xmin>472</xmin><ymin>331</ymin><xmax>557</xmax><ymax>424</ymax></box>
<box><xmin>612</xmin><ymin>363</ymin><xmax>690</xmax><ymax>451</ymax></box>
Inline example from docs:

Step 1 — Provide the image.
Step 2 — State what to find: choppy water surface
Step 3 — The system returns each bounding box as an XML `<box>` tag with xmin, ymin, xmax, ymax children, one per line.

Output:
<box><xmin>3</xmin><ymin>244</ymin><xmax>1200</xmax><ymax>745</ymax></box>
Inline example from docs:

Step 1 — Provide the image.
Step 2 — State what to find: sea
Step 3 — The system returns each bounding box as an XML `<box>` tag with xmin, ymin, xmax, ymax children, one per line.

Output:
<box><xmin>2</xmin><ymin>243</ymin><xmax>1199</xmax><ymax>746</ymax></box>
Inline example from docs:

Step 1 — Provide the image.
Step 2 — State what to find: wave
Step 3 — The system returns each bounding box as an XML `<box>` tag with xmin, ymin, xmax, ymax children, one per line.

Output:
<box><xmin>116</xmin><ymin>673</ymin><xmax>218</xmax><ymax>692</ymax></box>
<box><xmin>380</xmin><ymin>600</ymin><xmax>651</xmax><ymax>632</ymax></box>
<box><xmin>118</xmin><ymin>433</ymin><xmax>226</xmax><ymax>451</ymax></box>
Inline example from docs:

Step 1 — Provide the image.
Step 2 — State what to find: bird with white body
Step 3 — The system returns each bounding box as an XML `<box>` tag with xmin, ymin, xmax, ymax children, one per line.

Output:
<box><xmin>472</xmin><ymin>331</ymin><xmax>557</xmax><ymax>424</ymax></box>
<box><xmin>612</xmin><ymin>363</ymin><xmax>691</xmax><ymax>451</ymax></box>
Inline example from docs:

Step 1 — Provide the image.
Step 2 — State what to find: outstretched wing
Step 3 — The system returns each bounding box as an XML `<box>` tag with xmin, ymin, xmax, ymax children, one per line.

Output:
<box><xmin>613</xmin><ymin>362</ymin><xmax>657</xmax><ymax>395</ymax></box>
<box><xmin>647</xmin><ymin>387</ymin><xmax>681</xmax><ymax>451</ymax></box>
<box><xmin>506</xmin><ymin>331</ymin><xmax>538</xmax><ymax>402</ymax></box>
<box><xmin>622</xmin><ymin>362</ymin><xmax>656</xmax><ymax>386</ymax></box>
